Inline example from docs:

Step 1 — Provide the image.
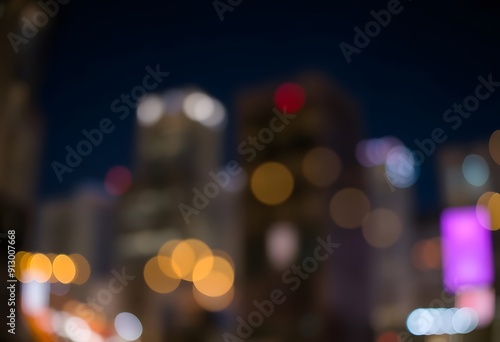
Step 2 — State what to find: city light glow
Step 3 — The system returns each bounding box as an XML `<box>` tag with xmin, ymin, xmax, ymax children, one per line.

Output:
<box><xmin>329</xmin><ymin>188</ymin><xmax>371</xmax><ymax>229</ymax></box>
<box><xmin>406</xmin><ymin>307</ymin><xmax>478</xmax><ymax>335</ymax></box>
<box><xmin>462</xmin><ymin>154</ymin><xmax>489</xmax><ymax>187</ymax></box>
<box><xmin>104</xmin><ymin>166</ymin><xmax>132</xmax><ymax>196</ymax></box>
<box><xmin>114</xmin><ymin>312</ymin><xmax>143</xmax><ymax>341</ymax></box>
<box><xmin>251</xmin><ymin>162</ymin><xmax>294</xmax><ymax>205</ymax></box>
<box><xmin>144</xmin><ymin>256</ymin><xmax>180</xmax><ymax>294</ymax></box>
<box><xmin>302</xmin><ymin>147</ymin><xmax>341</xmax><ymax>187</ymax></box>
<box><xmin>137</xmin><ymin>95</ymin><xmax>164</xmax><ymax>127</ymax></box>
<box><xmin>440</xmin><ymin>206</ymin><xmax>494</xmax><ymax>293</ymax></box>
<box><xmin>488</xmin><ymin>130</ymin><xmax>500</xmax><ymax>165</ymax></box>
<box><xmin>52</xmin><ymin>254</ymin><xmax>76</xmax><ymax>284</ymax></box>
<box><xmin>273</xmin><ymin>82</ymin><xmax>305</xmax><ymax>114</ymax></box>
<box><xmin>362</xmin><ymin>209</ymin><xmax>402</xmax><ymax>248</ymax></box>
<box><xmin>193</xmin><ymin>256</ymin><xmax>234</xmax><ymax>297</ymax></box>
<box><xmin>171</xmin><ymin>239</ymin><xmax>213</xmax><ymax>281</ymax></box>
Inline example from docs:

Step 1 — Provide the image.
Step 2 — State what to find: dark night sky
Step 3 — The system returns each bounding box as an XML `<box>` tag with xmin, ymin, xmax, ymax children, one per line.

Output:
<box><xmin>38</xmin><ymin>0</ymin><xmax>500</xmax><ymax>213</ymax></box>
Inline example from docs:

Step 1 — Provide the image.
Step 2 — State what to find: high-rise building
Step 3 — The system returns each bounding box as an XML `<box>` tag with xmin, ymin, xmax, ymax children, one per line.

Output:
<box><xmin>436</xmin><ymin>141</ymin><xmax>499</xmax><ymax>340</ymax></box>
<box><xmin>236</xmin><ymin>72</ymin><xmax>373</xmax><ymax>341</ymax></box>
<box><xmin>359</xmin><ymin>140</ymin><xmax>418</xmax><ymax>336</ymax></box>
<box><xmin>36</xmin><ymin>186</ymin><xmax>114</xmax><ymax>274</ymax></box>
<box><xmin>116</xmin><ymin>89</ymin><xmax>237</xmax><ymax>342</ymax></box>
<box><xmin>0</xmin><ymin>2</ymin><xmax>50</xmax><ymax>341</ymax></box>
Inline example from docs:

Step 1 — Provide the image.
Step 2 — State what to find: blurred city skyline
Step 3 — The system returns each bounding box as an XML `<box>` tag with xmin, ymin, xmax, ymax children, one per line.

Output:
<box><xmin>36</xmin><ymin>0</ymin><xmax>500</xmax><ymax>214</ymax></box>
<box><xmin>2</xmin><ymin>1</ymin><xmax>500</xmax><ymax>341</ymax></box>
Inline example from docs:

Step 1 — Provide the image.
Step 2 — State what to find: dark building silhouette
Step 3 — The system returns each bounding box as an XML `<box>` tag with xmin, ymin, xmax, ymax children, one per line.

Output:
<box><xmin>236</xmin><ymin>72</ymin><xmax>373</xmax><ymax>342</ymax></box>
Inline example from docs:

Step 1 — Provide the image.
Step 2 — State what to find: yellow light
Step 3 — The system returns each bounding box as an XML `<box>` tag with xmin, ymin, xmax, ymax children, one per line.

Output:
<box><xmin>158</xmin><ymin>239</ymin><xmax>181</xmax><ymax>258</ymax></box>
<box><xmin>70</xmin><ymin>254</ymin><xmax>91</xmax><ymax>285</ymax></box>
<box><xmin>251</xmin><ymin>162</ymin><xmax>294</xmax><ymax>205</ymax></box>
<box><xmin>46</xmin><ymin>253</ymin><xmax>58</xmax><ymax>283</ymax></box>
<box><xmin>29</xmin><ymin>253</ymin><xmax>52</xmax><ymax>283</ymax></box>
<box><xmin>144</xmin><ymin>256</ymin><xmax>180</xmax><ymax>294</ymax></box>
<box><xmin>193</xmin><ymin>285</ymin><xmax>234</xmax><ymax>312</ymax></box>
<box><xmin>489</xmin><ymin>130</ymin><xmax>500</xmax><ymax>165</ymax></box>
<box><xmin>192</xmin><ymin>255</ymin><xmax>215</xmax><ymax>282</ymax></box>
<box><xmin>53</xmin><ymin>254</ymin><xmax>76</xmax><ymax>284</ymax></box>
<box><xmin>476</xmin><ymin>192</ymin><xmax>500</xmax><ymax>230</ymax></box>
<box><xmin>193</xmin><ymin>256</ymin><xmax>234</xmax><ymax>297</ymax></box>
<box><xmin>329</xmin><ymin>188</ymin><xmax>371</xmax><ymax>229</ymax></box>
<box><xmin>15</xmin><ymin>251</ymin><xmax>30</xmax><ymax>282</ymax></box>
<box><xmin>362</xmin><ymin>209</ymin><xmax>402</xmax><ymax>248</ymax></box>
<box><xmin>157</xmin><ymin>256</ymin><xmax>179</xmax><ymax>279</ymax></box>
<box><xmin>477</xmin><ymin>192</ymin><xmax>495</xmax><ymax>228</ymax></box>
<box><xmin>171</xmin><ymin>239</ymin><xmax>212</xmax><ymax>281</ymax></box>
<box><xmin>487</xmin><ymin>193</ymin><xmax>500</xmax><ymax>230</ymax></box>
<box><xmin>302</xmin><ymin>147</ymin><xmax>341</xmax><ymax>187</ymax></box>
<box><xmin>157</xmin><ymin>239</ymin><xmax>181</xmax><ymax>278</ymax></box>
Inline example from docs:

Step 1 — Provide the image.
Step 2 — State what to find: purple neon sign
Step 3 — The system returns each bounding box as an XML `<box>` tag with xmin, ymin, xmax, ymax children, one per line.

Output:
<box><xmin>440</xmin><ymin>206</ymin><xmax>494</xmax><ymax>293</ymax></box>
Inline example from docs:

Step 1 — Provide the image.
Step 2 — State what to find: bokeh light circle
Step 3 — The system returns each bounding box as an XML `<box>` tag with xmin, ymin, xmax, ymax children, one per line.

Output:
<box><xmin>104</xmin><ymin>166</ymin><xmax>132</xmax><ymax>196</ymax></box>
<box><xmin>476</xmin><ymin>192</ymin><xmax>500</xmax><ymax>230</ymax></box>
<box><xmin>137</xmin><ymin>96</ymin><xmax>164</xmax><ymax>127</ymax></box>
<box><xmin>462</xmin><ymin>154</ymin><xmax>489</xmax><ymax>187</ymax></box>
<box><xmin>69</xmin><ymin>254</ymin><xmax>91</xmax><ymax>285</ymax></box>
<box><xmin>171</xmin><ymin>239</ymin><xmax>213</xmax><ymax>281</ymax></box>
<box><xmin>266</xmin><ymin>222</ymin><xmax>299</xmax><ymax>270</ymax></box>
<box><xmin>329</xmin><ymin>188</ymin><xmax>371</xmax><ymax>228</ymax></box>
<box><xmin>489</xmin><ymin>130</ymin><xmax>500</xmax><ymax>165</ymax></box>
<box><xmin>385</xmin><ymin>146</ymin><xmax>419</xmax><ymax>188</ymax></box>
<box><xmin>476</xmin><ymin>192</ymin><xmax>494</xmax><ymax>229</ymax></box>
<box><xmin>407</xmin><ymin>308</ymin><xmax>434</xmax><ymax>335</ymax></box>
<box><xmin>362</xmin><ymin>209</ymin><xmax>402</xmax><ymax>248</ymax></box>
<box><xmin>114</xmin><ymin>312</ymin><xmax>143</xmax><ymax>341</ymax></box>
<box><xmin>15</xmin><ymin>251</ymin><xmax>33</xmax><ymax>282</ymax></box>
<box><xmin>302</xmin><ymin>147</ymin><xmax>341</xmax><ymax>187</ymax></box>
<box><xmin>452</xmin><ymin>308</ymin><xmax>478</xmax><ymax>334</ymax></box>
<box><xmin>144</xmin><ymin>257</ymin><xmax>181</xmax><ymax>293</ymax></box>
<box><xmin>158</xmin><ymin>239</ymin><xmax>181</xmax><ymax>257</ymax></box>
<box><xmin>157</xmin><ymin>239</ymin><xmax>182</xmax><ymax>278</ymax></box>
<box><xmin>29</xmin><ymin>253</ymin><xmax>52</xmax><ymax>283</ymax></box>
<box><xmin>52</xmin><ymin>254</ymin><xmax>76</xmax><ymax>284</ymax></box>
<box><xmin>156</xmin><ymin>255</ymin><xmax>179</xmax><ymax>280</ymax></box>
<box><xmin>183</xmin><ymin>91</ymin><xmax>227</xmax><ymax>129</ymax></box>
<box><xmin>251</xmin><ymin>162</ymin><xmax>294</xmax><ymax>205</ymax></box>
<box><xmin>193</xmin><ymin>256</ymin><xmax>234</xmax><ymax>297</ymax></box>
<box><xmin>487</xmin><ymin>193</ymin><xmax>500</xmax><ymax>231</ymax></box>
<box><xmin>183</xmin><ymin>92</ymin><xmax>214</xmax><ymax>122</ymax></box>
<box><xmin>273</xmin><ymin>82</ymin><xmax>305</xmax><ymax>114</ymax></box>
<box><xmin>411</xmin><ymin>238</ymin><xmax>441</xmax><ymax>271</ymax></box>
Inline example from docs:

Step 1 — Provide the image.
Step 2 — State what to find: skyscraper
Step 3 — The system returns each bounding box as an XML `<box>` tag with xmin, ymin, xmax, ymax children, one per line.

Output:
<box><xmin>236</xmin><ymin>71</ymin><xmax>373</xmax><ymax>341</ymax></box>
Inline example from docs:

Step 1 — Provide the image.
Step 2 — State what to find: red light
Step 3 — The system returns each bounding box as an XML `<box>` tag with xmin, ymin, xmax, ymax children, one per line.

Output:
<box><xmin>273</xmin><ymin>82</ymin><xmax>305</xmax><ymax>114</ymax></box>
<box><xmin>104</xmin><ymin>166</ymin><xmax>132</xmax><ymax>196</ymax></box>
<box><xmin>376</xmin><ymin>331</ymin><xmax>399</xmax><ymax>342</ymax></box>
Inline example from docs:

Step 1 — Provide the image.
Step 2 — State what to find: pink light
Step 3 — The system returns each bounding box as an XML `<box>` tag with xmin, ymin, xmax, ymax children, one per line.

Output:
<box><xmin>355</xmin><ymin>136</ymin><xmax>403</xmax><ymax>167</ymax></box>
<box><xmin>440</xmin><ymin>206</ymin><xmax>494</xmax><ymax>293</ymax></box>
<box><xmin>266</xmin><ymin>222</ymin><xmax>299</xmax><ymax>270</ymax></box>
<box><xmin>104</xmin><ymin>166</ymin><xmax>132</xmax><ymax>196</ymax></box>
<box><xmin>456</xmin><ymin>286</ymin><xmax>495</xmax><ymax>327</ymax></box>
